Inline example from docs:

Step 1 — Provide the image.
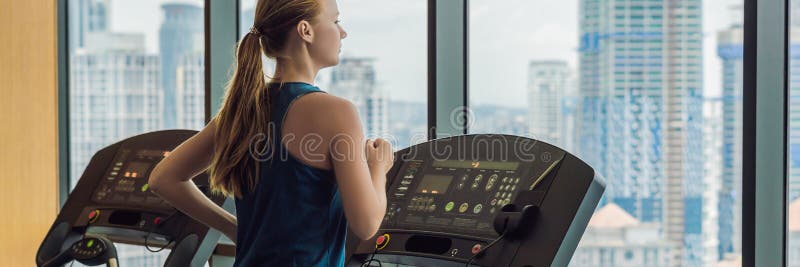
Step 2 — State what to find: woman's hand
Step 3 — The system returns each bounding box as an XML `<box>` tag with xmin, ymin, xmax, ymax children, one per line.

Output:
<box><xmin>365</xmin><ymin>138</ymin><xmax>394</xmax><ymax>177</ymax></box>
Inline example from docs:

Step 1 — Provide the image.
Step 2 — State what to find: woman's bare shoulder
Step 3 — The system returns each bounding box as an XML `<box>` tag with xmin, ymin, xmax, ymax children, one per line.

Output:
<box><xmin>295</xmin><ymin>92</ymin><xmax>358</xmax><ymax>117</ymax></box>
<box><xmin>287</xmin><ymin>91</ymin><xmax>362</xmax><ymax>133</ymax></box>
<box><xmin>296</xmin><ymin>91</ymin><xmax>353</xmax><ymax>109</ymax></box>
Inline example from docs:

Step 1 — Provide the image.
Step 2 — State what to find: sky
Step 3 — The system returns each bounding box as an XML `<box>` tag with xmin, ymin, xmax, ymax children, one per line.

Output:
<box><xmin>108</xmin><ymin>0</ymin><xmax>740</xmax><ymax>106</ymax></box>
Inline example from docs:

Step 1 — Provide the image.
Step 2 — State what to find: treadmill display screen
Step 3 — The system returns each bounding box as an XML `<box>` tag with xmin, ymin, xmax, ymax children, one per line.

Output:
<box><xmin>415</xmin><ymin>175</ymin><xmax>453</xmax><ymax>194</ymax></box>
<box><xmin>122</xmin><ymin>161</ymin><xmax>151</xmax><ymax>178</ymax></box>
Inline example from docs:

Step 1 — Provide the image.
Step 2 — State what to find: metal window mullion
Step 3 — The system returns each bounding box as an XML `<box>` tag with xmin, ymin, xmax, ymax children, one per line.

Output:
<box><xmin>57</xmin><ymin>0</ymin><xmax>71</xmax><ymax>207</ymax></box>
<box><xmin>431</xmin><ymin>0</ymin><xmax>467</xmax><ymax>138</ymax></box>
<box><xmin>205</xmin><ymin>0</ymin><xmax>238</xmax><ymax>121</ymax></box>
<box><xmin>743</xmin><ymin>0</ymin><xmax>788</xmax><ymax>265</ymax></box>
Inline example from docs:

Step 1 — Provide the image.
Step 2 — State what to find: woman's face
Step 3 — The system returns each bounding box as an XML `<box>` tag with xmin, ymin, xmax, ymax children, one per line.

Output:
<box><xmin>308</xmin><ymin>0</ymin><xmax>347</xmax><ymax>68</ymax></box>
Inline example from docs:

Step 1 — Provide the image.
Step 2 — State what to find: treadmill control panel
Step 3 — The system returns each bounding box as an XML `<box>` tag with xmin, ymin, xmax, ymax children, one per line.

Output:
<box><xmin>93</xmin><ymin>148</ymin><xmax>172</xmax><ymax>209</ymax></box>
<box><xmin>384</xmin><ymin>159</ymin><xmax>535</xmax><ymax>238</ymax></box>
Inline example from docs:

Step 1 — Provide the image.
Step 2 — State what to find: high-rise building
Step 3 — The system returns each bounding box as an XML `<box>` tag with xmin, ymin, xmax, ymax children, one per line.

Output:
<box><xmin>527</xmin><ymin>61</ymin><xmax>575</xmax><ymax>150</ymax></box>
<box><xmin>702</xmin><ymin>97</ymin><xmax>724</xmax><ymax>265</ymax></box>
<box><xmin>69</xmin><ymin>36</ymin><xmax>162</xmax><ymax>188</ymax></box>
<box><xmin>159</xmin><ymin>3</ymin><xmax>203</xmax><ymax>128</ymax></box>
<box><xmin>176</xmin><ymin>53</ymin><xmax>206</xmax><ymax>130</ymax></box>
<box><xmin>68</xmin><ymin>0</ymin><xmax>110</xmax><ymax>52</ymax></box>
<box><xmin>572</xmin><ymin>203</ymin><xmax>674</xmax><ymax>267</ymax></box>
<box><xmin>577</xmin><ymin>0</ymin><xmax>705</xmax><ymax>266</ymax></box>
<box><xmin>329</xmin><ymin>58</ymin><xmax>389</xmax><ymax>137</ymax></box>
<box><xmin>716</xmin><ymin>24</ymin><xmax>744</xmax><ymax>261</ymax></box>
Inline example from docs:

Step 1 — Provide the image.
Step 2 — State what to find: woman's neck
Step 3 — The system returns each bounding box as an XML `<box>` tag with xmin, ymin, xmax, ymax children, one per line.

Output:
<box><xmin>272</xmin><ymin>57</ymin><xmax>318</xmax><ymax>84</ymax></box>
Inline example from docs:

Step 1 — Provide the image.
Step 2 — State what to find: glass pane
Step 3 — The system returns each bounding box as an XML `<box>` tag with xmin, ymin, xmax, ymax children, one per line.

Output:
<box><xmin>67</xmin><ymin>0</ymin><xmax>206</xmax><ymax>265</ymax></box>
<box><xmin>468</xmin><ymin>0</ymin><xmax>742</xmax><ymax>266</ymax></box>
<box><xmin>790</xmin><ymin>0</ymin><xmax>800</xmax><ymax>266</ymax></box>
<box><xmin>239</xmin><ymin>0</ymin><xmax>428</xmax><ymax>150</ymax></box>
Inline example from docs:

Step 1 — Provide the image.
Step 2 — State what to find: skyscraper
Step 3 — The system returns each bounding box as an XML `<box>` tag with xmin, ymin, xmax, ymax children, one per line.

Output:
<box><xmin>159</xmin><ymin>3</ymin><xmax>203</xmax><ymax>129</ymax></box>
<box><xmin>702</xmin><ymin>97</ymin><xmax>723</xmax><ymax>265</ymax></box>
<box><xmin>716</xmin><ymin>23</ymin><xmax>744</xmax><ymax>261</ymax></box>
<box><xmin>69</xmin><ymin>35</ymin><xmax>163</xmax><ymax>188</ymax></box>
<box><xmin>527</xmin><ymin>61</ymin><xmax>575</xmax><ymax>149</ymax></box>
<box><xmin>577</xmin><ymin>0</ymin><xmax>704</xmax><ymax>266</ymax></box>
<box><xmin>68</xmin><ymin>0</ymin><xmax>110</xmax><ymax>52</ymax></box>
<box><xmin>176</xmin><ymin>53</ymin><xmax>206</xmax><ymax>130</ymax></box>
<box><xmin>329</xmin><ymin>58</ymin><xmax>389</xmax><ymax>137</ymax></box>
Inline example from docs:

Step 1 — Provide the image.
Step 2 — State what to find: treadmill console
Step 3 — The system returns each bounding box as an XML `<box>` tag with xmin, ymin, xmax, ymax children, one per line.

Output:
<box><xmin>37</xmin><ymin>130</ymin><xmax>230</xmax><ymax>267</ymax></box>
<box><xmin>92</xmin><ymin>148</ymin><xmax>174</xmax><ymax>210</ymax></box>
<box><xmin>387</xmin><ymin>158</ymin><xmax>542</xmax><ymax>238</ymax></box>
<box><xmin>348</xmin><ymin>134</ymin><xmax>605</xmax><ymax>267</ymax></box>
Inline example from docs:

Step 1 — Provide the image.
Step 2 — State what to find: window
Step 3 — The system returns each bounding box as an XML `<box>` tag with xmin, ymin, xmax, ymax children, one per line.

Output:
<box><xmin>789</xmin><ymin>1</ymin><xmax>800</xmax><ymax>265</ymax></box>
<box><xmin>67</xmin><ymin>0</ymin><xmax>206</xmax><ymax>265</ymax></box>
<box><xmin>239</xmin><ymin>0</ymin><xmax>428</xmax><ymax>150</ymax></box>
<box><xmin>468</xmin><ymin>0</ymin><xmax>742</xmax><ymax>266</ymax></box>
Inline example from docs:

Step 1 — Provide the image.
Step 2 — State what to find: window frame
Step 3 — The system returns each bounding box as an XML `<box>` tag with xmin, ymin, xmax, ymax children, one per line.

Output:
<box><xmin>57</xmin><ymin>0</ymin><xmax>70</xmax><ymax>207</ymax></box>
<box><xmin>743</xmin><ymin>0</ymin><xmax>789</xmax><ymax>265</ymax></box>
<box><xmin>56</xmin><ymin>0</ymin><xmax>785</xmax><ymax>265</ymax></box>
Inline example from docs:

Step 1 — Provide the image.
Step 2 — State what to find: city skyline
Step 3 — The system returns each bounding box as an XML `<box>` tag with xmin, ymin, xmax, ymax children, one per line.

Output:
<box><xmin>575</xmin><ymin>0</ymin><xmax>706</xmax><ymax>266</ymax></box>
<box><xmin>111</xmin><ymin>0</ymin><xmax>736</xmax><ymax>106</ymax></box>
<box><xmin>67</xmin><ymin>1</ymin><xmax>764</xmax><ymax>267</ymax></box>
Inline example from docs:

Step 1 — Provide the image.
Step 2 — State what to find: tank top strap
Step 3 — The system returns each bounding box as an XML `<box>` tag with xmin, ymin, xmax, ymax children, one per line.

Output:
<box><xmin>269</xmin><ymin>82</ymin><xmax>325</xmax><ymax>136</ymax></box>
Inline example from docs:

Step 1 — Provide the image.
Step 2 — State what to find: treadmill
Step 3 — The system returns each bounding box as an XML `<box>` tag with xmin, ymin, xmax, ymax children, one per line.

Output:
<box><xmin>346</xmin><ymin>134</ymin><xmax>605</xmax><ymax>267</ymax></box>
<box><xmin>37</xmin><ymin>131</ymin><xmax>603</xmax><ymax>267</ymax></box>
<box><xmin>36</xmin><ymin>130</ymin><xmax>230</xmax><ymax>267</ymax></box>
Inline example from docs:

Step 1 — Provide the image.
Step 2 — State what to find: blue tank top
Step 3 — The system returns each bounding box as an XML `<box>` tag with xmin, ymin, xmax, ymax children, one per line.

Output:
<box><xmin>233</xmin><ymin>82</ymin><xmax>347</xmax><ymax>267</ymax></box>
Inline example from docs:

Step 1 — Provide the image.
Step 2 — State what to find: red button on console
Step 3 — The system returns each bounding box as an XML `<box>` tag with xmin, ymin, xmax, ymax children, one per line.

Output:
<box><xmin>88</xmin><ymin>210</ymin><xmax>100</xmax><ymax>224</ymax></box>
<box><xmin>375</xmin><ymin>234</ymin><xmax>390</xmax><ymax>250</ymax></box>
<box><xmin>153</xmin><ymin>217</ymin><xmax>163</xmax><ymax>225</ymax></box>
<box><xmin>472</xmin><ymin>244</ymin><xmax>483</xmax><ymax>255</ymax></box>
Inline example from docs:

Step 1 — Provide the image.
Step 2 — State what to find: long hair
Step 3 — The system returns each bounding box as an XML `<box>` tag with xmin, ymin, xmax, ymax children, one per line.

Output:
<box><xmin>209</xmin><ymin>0</ymin><xmax>321</xmax><ymax>198</ymax></box>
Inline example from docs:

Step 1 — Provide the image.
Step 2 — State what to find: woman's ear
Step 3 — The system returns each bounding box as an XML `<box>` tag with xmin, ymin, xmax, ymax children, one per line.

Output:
<box><xmin>296</xmin><ymin>20</ymin><xmax>314</xmax><ymax>43</ymax></box>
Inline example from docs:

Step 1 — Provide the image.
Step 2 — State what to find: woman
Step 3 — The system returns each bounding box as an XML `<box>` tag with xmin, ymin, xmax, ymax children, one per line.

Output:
<box><xmin>147</xmin><ymin>0</ymin><xmax>393</xmax><ymax>265</ymax></box>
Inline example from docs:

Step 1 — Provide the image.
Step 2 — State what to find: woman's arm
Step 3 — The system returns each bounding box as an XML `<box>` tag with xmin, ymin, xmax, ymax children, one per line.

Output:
<box><xmin>322</xmin><ymin>98</ymin><xmax>392</xmax><ymax>240</ymax></box>
<box><xmin>147</xmin><ymin>121</ymin><xmax>238</xmax><ymax>243</ymax></box>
